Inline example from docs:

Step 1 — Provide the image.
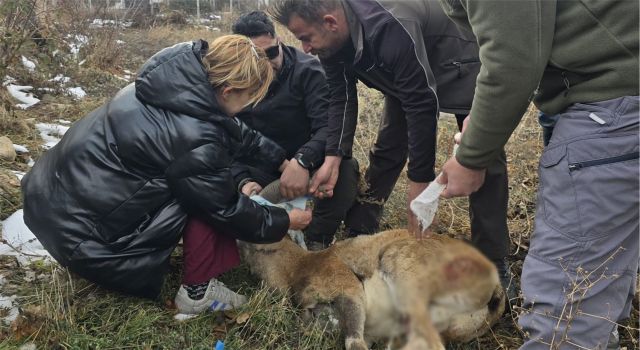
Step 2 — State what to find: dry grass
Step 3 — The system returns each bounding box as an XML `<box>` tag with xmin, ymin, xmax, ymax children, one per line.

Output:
<box><xmin>0</xmin><ymin>15</ymin><xmax>637</xmax><ymax>350</ymax></box>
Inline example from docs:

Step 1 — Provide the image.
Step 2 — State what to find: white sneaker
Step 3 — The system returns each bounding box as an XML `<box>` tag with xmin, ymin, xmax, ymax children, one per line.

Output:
<box><xmin>175</xmin><ymin>278</ymin><xmax>248</xmax><ymax>314</ymax></box>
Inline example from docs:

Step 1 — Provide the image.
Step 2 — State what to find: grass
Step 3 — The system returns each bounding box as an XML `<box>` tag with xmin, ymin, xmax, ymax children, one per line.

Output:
<box><xmin>0</xmin><ymin>15</ymin><xmax>638</xmax><ymax>350</ymax></box>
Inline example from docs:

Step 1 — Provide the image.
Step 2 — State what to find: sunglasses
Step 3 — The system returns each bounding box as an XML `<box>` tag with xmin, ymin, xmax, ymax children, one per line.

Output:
<box><xmin>264</xmin><ymin>41</ymin><xmax>280</xmax><ymax>60</ymax></box>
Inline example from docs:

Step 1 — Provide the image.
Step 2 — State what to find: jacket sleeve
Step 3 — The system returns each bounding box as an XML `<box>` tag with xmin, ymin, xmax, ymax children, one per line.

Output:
<box><xmin>321</xmin><ymin>55</ymin><xmax>358</xmax><ymax>158</ymax></box>
<box><xmin>234</xmin><ymin>119</ymin><xmax>287</xmax><ymax>173</ymax></box>
<box><xmin>296</xmin><ymin>59</ymin><xmax>330</xmax><ymax>168</ymax></box>
<box><xmin>165</xmin><ymin>141</ymin><xmax>289</xmax><ymax>244</ymax></box>
<box><xmin>443</xmin><ymin>0</ymin><xmax>555</xmax><ymax>169</ymax></box>
<box><xmin>379</xmin><ymin>20</ymin><xmax>438</xmax><ymax>183</ymax></box>
<box><xmin>230</xmin><ymin>161</ymin><xmax>253</xmax><ymax>191</ymax></box>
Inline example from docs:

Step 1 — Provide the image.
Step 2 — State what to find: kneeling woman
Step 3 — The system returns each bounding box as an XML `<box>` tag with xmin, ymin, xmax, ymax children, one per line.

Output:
<box><xmin>21</xmin><ymin>35</ymin><xmax>310</xmax><ymax>314</ymax></box>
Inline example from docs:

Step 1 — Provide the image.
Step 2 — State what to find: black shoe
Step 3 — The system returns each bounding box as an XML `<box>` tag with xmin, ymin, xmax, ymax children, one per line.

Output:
<box><xmin>493</xmin><ymin>258</ymin><xmax>518</xmax><ymax>304</ymax></box>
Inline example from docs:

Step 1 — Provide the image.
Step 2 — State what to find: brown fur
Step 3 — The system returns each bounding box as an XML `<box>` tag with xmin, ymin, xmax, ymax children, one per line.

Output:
<box><xmin>238</xmin><ymin>229</ymin><xmax>504</xmax><ymax>350</ymax></box>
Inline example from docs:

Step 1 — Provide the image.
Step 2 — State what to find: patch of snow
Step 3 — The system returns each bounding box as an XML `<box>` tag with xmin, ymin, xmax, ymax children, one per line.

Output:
<box><xmin>23</xmin><ymin>270</ymin><xmax>36</xmax><ymax>282</ymax></box>
<box><xmin>68</xmin><ymin>34</ymin><xmax>88</xmax><ymax>58</ymax></box>
<box><xmin>90</xmin><ymin>18</ymin><xmax>130</xmax><ymax>28</ymax></box>
<box><xmin>124</xmin><ymin>74</ymin><xmax>131</xmax><ymax>80</ymax></box>
<box><xmin>174</xmin><ymin>313</ymin><xmax>198</xmax><ymax>321</ymax></box>
<box><xmin>3</xmin><ymin>76</ymin><xmax>15</xmax><ymax>86</ymax></box>
<box><xmin>0</xmin><ymin>294</ymin><xmax>19</xmax><ymax>325</ymax></box>
<box><xmin>78</xmin><ymin>60</ymin><xmax>86</xmax><ymax>66</ymax></box>
<box><xmin>19</xmin><ymin>343</ymin><xmax>37</xmax><ymax>350</ymax></box>
<box><xmin>49</xmin><ymin>74</ymin><xmax>71</xmax><ymax>84</ymax></box>
<box><xmin>0</xmin><ymin>210</ymin><xmax>52</xmax><ymax>266</ymax></box>
<box><xmin>0</xmin><ymin>275</ymin><xmax>5</xmax><ymax>286</ymax></box>
<box><xmin>6</xmin><ymin>84</ymin><xmax>40</xmax><ymax>109</ymax></box>
<box><xmin>27</xmin><ymin>157</ymin><xmax>35</xmax><ymax>167</ymax></box>
<box><xmin>35</xmin><ymin>123</ymin><xmax>69</xmax><ymax>149</ymax></box>
<box><xmin>123</xmin><ymin>69</ymin><xmax>132</xmax><ymax>74</ymax></box>
<box><xmin>66</xmin><ymin>87</ymin><xmax>86</xmax><ymax>99</ymax></box>
<box><xmin>115</xmin><ymin>75</ymin><xmax>129</xmax><ymax>82</ymax></box>
<box><xmin>57</xmin><ymin>119</ymin><xmax>71</xmax><ymax>124</ymax></box>
<box><xmin>13</xmin><ymin>144</ymin><xmax>29</xmax><ymax>153</ymax></box>
<box><xmin>21</xmin><ymin>56</ymin><xmax>36</xmax><ymax>72</ymax></box>
<box><xmin>116</xmin><ymin>40</ymin><xmax>126</xmax><ymax>44</ymax></box>
<box><xmin>11</xmin><ymin>171</ymin><xmax>25</xmax><ymax>180</ymax></box>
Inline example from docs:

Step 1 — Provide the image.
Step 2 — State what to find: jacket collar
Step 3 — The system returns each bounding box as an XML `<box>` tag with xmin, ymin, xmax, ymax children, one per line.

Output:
<box><xmin>277</xmin><ymin>44</ymin><xmax>295</xmax><ymax>82</ymax></box>
<box><xmin>342</xmin><ymin>0</ymin><xmax>365</xmax><ymax>64</ymax></box>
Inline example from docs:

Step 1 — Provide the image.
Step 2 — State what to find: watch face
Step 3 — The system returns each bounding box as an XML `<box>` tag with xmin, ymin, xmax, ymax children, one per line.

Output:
<box><xmin>295</xmin><ymin>153</ymin><xmax>309</xmax><ymax>169</ymax></box>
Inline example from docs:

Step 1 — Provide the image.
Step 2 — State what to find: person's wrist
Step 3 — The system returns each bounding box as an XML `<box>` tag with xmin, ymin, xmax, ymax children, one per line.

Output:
<box><xmin>238</xmin><ymin>178</ymin><xmax>254</xmax><ymax>192</ymax></box>
<box><xmin>294</xmin><ymin>152</ymin><xmax>313</xmax><ymax>170</ymax></box>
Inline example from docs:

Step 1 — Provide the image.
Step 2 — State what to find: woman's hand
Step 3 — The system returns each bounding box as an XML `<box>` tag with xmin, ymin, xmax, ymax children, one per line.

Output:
<box><xmin>288</xmin><ymin>208</ymin><xmax>312</xmax><ymax>230</ymax></box>
<box><xmin>241</xmin><ymin>181</ymin><xmax>262</xmax><ymax>196</ymax></box>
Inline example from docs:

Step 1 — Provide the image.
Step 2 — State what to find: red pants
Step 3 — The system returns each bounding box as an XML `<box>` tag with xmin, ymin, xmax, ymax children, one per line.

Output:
<box><xmin>181</xmin><ymin>216</ymin><xmax>240</xmax><ymax>285</ymax></box>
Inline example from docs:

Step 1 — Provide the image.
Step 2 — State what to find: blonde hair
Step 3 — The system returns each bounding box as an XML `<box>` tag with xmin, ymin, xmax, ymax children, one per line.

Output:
<box><xmin>203</xmin><ymin>34</ymin><xmax>274</xmax><ymax>107</ymax></box>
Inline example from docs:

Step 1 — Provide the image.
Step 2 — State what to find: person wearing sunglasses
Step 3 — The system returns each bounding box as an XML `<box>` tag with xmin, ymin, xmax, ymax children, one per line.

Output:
<box><xmin>232</xmin><ymin>11</ymin><xmax>359</xmax><ymax>251</ymax></box>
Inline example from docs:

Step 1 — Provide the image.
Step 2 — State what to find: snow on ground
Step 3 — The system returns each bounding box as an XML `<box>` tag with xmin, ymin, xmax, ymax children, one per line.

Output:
<box><xmin>174</xmin><ymin>313</ymin><xmax>198</xmax><ymax>321</ymax></box>
<box><xmin>11</xmin><ymin>171</ymin><xmax>25</xmax><ymax>180</ymax></box>
<box><xmin>0</xmin><ymin>210</ymin><xmax>51</xmax><ymax>266</ymax></box>
<box><xmin>35</xmin><ymin>123</ymin><xmax>69</xmax><ymax>150</ymax></box>
<box><xmin>0</xmin><ymin>294</ymin><xmax>19</xmax><ymax>325</ymax></box>
<box><xmin>66</xmin><ymin>86</ymin><xmax>86</xmax><ymax>99</ymax></box>
<box><xmin>49</xmin><ymin>74</ymin><xmax>71</xmax><ymax>84</ymax></box>
<box><xmin>13</xmin><ymin>144</ymin><xmax>28</xmax><ymax>153</ymax></box>
<box><xmin>6</xmin><ymin>84</ymin><xmax>40</xmax><ymax>109</ymax></box>
<box><xmin>57</xmin><ymin>119</ymin><xmax>71</xmax><ymax>124</ymax></box>
<box><xmin>68</xmin><ymin>34</ymin><xmax>89</xmax><ymax>58</ymax></box>
<box><xmin>21</xmin><ymin>56</ymin><xmax>36</xmax><ymax>72</ymax></box>
<box><xmin>89</xmin><ymin>18</ymin><xmax>132</xmax><ymax>28</ymax></box>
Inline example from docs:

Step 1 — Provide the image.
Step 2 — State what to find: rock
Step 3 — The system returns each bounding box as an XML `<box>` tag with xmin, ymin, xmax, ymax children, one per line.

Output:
<box><xmin>0</xmin><ymin>136</ymin><xmax>16</xmax><ymax>161</ymax></box>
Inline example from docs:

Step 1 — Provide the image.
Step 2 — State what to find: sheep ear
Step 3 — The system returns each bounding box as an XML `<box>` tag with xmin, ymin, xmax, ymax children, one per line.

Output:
<box><xmin>443</xmin><ymin>257</ymin><xmax>481</xmax><ymax>282</ymax></box>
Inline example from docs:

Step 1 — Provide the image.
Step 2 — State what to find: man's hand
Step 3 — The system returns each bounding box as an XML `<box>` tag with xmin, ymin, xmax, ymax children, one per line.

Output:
<box><xmin>459</xmin><ymin>115</ymin><xmax>470</xmax><ymax>135</ymax></box>
<box><xmin>288</xmin><ymin>208</ymin><xmax>312</xmax><ymax>230</ymax></box>
<box><xmin>278</xmin><ymin>159</ymin><xmax>290</xmax><ymax>173</ymax></box>
<box><xmin>280</xmin><ymin>159</ymin><xmax>310</xmax><ymax>199</ymax></box>
<box><xmin>439</xmin><ymin>157</ymin><xmax>486</xmax><ymax>198</ymax></box>
<box><xmin>309</xmin><ymin>155</ymin><xmax>341</xmax><ymax>199</ymax></box>
<box><xmin>407</xmin><ymin>180</ymin><xmax>433</xmax><ymax>239</ymax></box>
<box><xmin>241</xmin><ymin>181</ymin><xmax>262</xmax><ymax>196</ymax></box>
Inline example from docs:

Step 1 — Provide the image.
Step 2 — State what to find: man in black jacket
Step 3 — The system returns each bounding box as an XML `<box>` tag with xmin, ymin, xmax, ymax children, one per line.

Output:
<box><xmin>232</xmin><ymin>11</ymin><xmax>359</xmax><ymax>250</ymax></box>
<box><xmin>269</xmin><ymin>0</ymin><xmax>513</xmax><ymax>294</ymax></box>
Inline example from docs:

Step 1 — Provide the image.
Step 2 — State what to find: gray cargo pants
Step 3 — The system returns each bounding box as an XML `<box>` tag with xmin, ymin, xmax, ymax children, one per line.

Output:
<box><xmin>519</xmin><ymin>96</ymin><xmax>639</xmax><ymax>349</ymax></box>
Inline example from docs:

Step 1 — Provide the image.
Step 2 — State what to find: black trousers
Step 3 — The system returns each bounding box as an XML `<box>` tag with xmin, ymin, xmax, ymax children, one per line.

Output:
<box><xmin>245</xmin><ymin>158</ymin><xmax>359</xmax><ymax>245</ymax></box>
<box><xmin>344</xmin><ymin>95</ymin><xmax>510</xmax><ymax>261</ymax></box>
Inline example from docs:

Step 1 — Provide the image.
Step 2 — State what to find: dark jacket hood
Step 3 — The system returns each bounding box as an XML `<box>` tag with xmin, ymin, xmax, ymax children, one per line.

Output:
<box><xmin>135</xmin><ymin>40</ymin><xmax>222</xmax><ymax>121</ymax></box>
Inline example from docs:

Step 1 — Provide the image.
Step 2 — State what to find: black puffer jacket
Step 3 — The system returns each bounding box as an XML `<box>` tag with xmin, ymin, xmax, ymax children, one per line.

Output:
<box><xmin>21</xmin><ymin>40</ymin><xmax>290</xmax><ymax>298</ymax></box>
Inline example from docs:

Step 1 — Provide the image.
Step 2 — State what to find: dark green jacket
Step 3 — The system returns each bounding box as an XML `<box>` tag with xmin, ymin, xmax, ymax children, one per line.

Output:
<box><xmin>439</xmin><ymin>0</ymin><xmax>639</xmax><ymax>168</ymax></box>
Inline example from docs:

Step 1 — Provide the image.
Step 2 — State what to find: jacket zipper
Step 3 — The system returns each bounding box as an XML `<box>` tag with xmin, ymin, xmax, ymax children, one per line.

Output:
<box><xmin>445</xmin><ymin>58</ymin><xmax>479</xmax><ymax>78</ymax></box>
<box><xmin>568</xmin><ymin>151</ymin><xmax>639</xmax><ymax>171</ymax></box>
